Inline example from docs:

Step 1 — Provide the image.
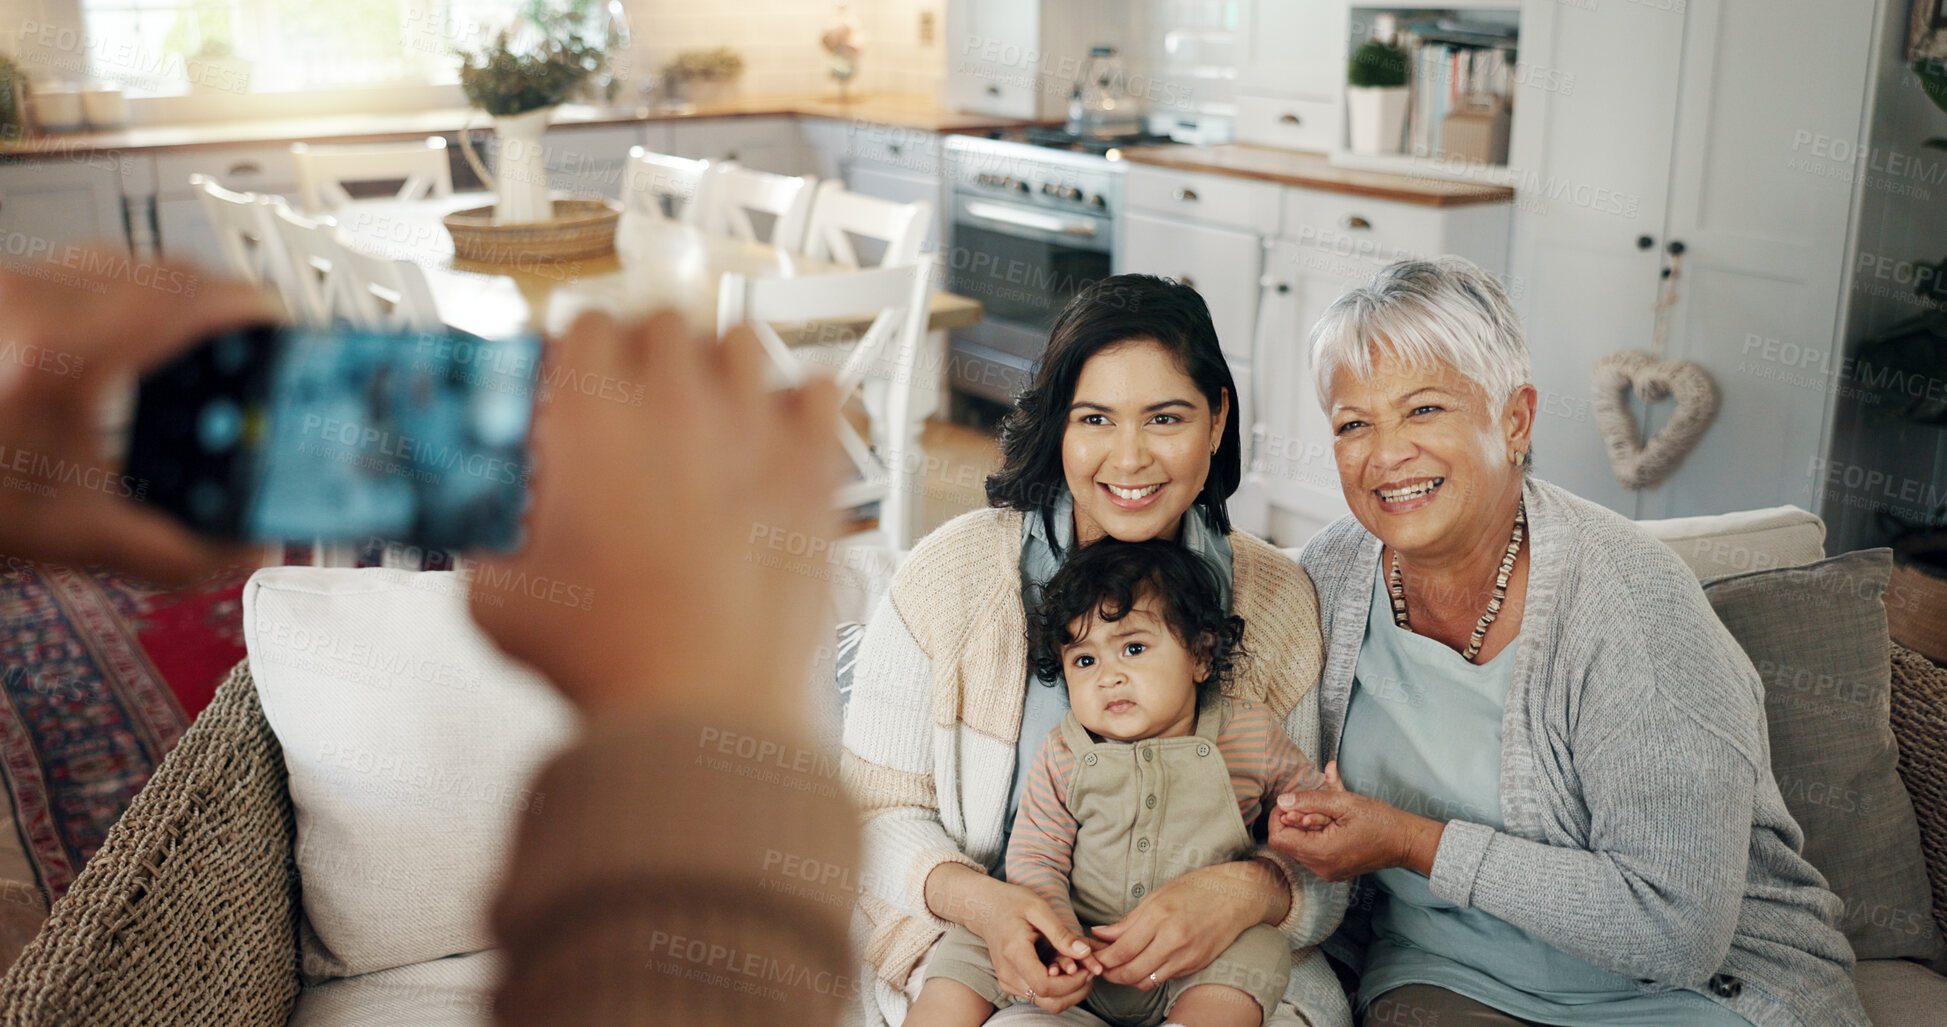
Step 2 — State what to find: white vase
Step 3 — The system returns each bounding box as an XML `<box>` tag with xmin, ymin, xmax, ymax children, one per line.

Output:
<box><xmin>489</xmin><ymin>106</ymin><xmax>555</xmax><ymax>225</ymax></box>
<box><xmin>1347</xmin><ymin>86</ymin><xmax>1410</xmax><ymax>156</ymax></box>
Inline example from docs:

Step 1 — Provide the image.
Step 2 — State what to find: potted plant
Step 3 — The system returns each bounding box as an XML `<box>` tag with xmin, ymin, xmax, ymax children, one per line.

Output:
<box><xmin>456</xmin><ymin>8</ymin><xmax>605</xmax><ymax>224</ymax></box>
<box><xmin>668</xmin><ymin>47</ymin><xmax>743</xmax><ymax>105</ymax></box>
<box><xmin>0</xmin><ymin>55</ymin><xmax>23</xmax><ymax>143</ymax></box>
<box><xmin>1347</xmin><ymin>37</ymin><xmax>1411</xmax><ymax>155</ymax></box>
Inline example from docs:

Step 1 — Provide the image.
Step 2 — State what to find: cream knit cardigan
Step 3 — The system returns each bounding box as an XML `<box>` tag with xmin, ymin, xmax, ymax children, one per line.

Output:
<box><xmin>841</xmin><ymin>507</ymin><xmax>1350</xmax><ymax>1026</ymax></box>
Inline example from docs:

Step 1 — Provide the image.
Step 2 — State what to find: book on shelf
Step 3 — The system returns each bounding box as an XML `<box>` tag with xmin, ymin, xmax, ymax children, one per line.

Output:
<box><xmin>1403</xmin><ymin>22</ymin><xmax>1516</xmax><ymax>166</ymax></box>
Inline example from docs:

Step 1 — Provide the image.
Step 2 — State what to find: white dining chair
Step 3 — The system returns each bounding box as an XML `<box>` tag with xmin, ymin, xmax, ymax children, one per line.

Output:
<box><xmin>716</xmin><ymin>255</ymin><xmax>933</xmax><ymax>550</ymax></box>
<box><xmin>335</xmin><ymin>243</ymin><xmax>443</xmax><ymax>331</ymax></box>
<box><xmin>697</xmin><ymin>165</ymin><xmax>816</xmax><ymax>251</ymax></box>
<box><xmin>190</xmin><ymin>174</ymin><xmax>302</xmax><ymax>315</ymax></box>
<box><xmin>267</xmin><ymin>200</ymin><xmax>366</xmax><ymax>326</ymax></box>
<box><xmin>290</xmin><ymin>137</ymin><xmax>454</xmax><ymax>215</ymax></box>
<box><xmin>800</xmin><ymin>180</ymin><xmax>929</xmax><ymax>268</ymax></box>
<box><xmin>620</xmin><ymin>147</ymin><xmax>717</xmax><ymax>224</ymax></box>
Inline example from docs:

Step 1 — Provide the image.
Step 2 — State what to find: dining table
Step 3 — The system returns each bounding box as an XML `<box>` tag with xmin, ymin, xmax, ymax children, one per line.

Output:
<box><xmin>329</xmin><ymin>192</ymin><xmax>983</xmax><ymax>343</ymax></box>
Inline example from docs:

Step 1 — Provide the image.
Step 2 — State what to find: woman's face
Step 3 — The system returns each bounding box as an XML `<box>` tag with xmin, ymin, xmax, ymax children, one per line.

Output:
<box><xmin>1063</xmin><ymin>340</ymin><xmax>1228</xmax><ymax>547</ymax></box>
<box><xmin>1327</xmin><ymin>345</ymin><xmax>1535</xmax><ymax>563</ymax></box>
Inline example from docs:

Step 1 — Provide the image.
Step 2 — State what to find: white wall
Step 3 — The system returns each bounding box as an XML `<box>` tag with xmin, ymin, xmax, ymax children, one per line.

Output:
<box><xmin>615</xmin><ymin>0</ymin><xmax>946</xmax><ymax>102</ymax></box>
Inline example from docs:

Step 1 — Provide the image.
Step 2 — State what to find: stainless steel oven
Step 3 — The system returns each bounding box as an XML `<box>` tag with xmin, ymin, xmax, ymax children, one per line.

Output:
<box><xmin>942</xmin><ymin>134</ymin><xmax>1128</xmax><ymax>406</ymax></box>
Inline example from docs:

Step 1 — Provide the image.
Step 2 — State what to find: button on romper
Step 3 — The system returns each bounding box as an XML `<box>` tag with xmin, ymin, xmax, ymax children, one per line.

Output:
<box><xmin>924</xmin><ymin>692</ymin><xmax>1293</xmax><ymax>1025</ymax></box>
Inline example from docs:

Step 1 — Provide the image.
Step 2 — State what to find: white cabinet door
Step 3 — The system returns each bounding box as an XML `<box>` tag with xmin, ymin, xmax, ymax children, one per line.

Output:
<box><xmin>1118</xmin><ymin>210</ymin><xmax>1262</xmax><ymax>367</ymax></box>
<box><xmin>945</xmin><ymin>0</ymin><xmax>1041</xmax><ymax>118</ymax></box>
<box><xmin>665</xmin><ymin>117</ymin><xmax>809</xmax><ymax>175</ymax></box>
<box><xmin>1250</xmin><ymin>239</ymin><xmax>1355</xmax><ymax>539</ymax></box>
<box><xmin>1637</xmin><ymin>0</ymin><xmax>1874</xmax><ymax>520</ymax></box>
<box><xmin>0</xmin><ymin>159</ymin><xmax>128</xmax><ymax>255</ymax></box>
<box><xmin>846</xmin><ymin>164</ymin><xmax>943</xmax><ymax>256</ymax></box>
<box><xmin>543</xmin><ymin>124</ymin><xmax>642</xmax><ymax>200</ymax></box>
<box><xmin>1506</xmin><ymin>0</ymin><xmax>1686</xmax><ymax>516</ymax></box>
<box><xmin>155</xmin><ymin>195</ymin><xmax>222</xmax><ymax>267</ymax></box>
<box><xmin>1238</xmin><ymin>0</ymin><xmax>1344</xmax><ymax>100</ymax></box>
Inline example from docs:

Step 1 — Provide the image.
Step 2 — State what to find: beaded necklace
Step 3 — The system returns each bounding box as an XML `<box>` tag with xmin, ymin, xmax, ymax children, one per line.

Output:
<box><xmin>1388</xmin><ymin>499</ymin><xmax>1527</xmax><ymax>663</ymax></box>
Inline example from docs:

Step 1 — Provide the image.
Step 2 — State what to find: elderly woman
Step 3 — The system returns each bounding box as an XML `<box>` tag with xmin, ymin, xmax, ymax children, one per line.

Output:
<box><xmin>1267</xmin><ymin>258</ymin><xmax>1869</xmax><ymax>1026</ymax></box>
<box><xmin>843</xmin><ymin>275</ymin><xmax>1349</xmax><ymax>1026</ymax></box>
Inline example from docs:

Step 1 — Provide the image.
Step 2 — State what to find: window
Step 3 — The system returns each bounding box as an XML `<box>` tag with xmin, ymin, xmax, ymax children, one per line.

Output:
<box><xmin>78</xmin><ymin>0</ymin><xmax>527</xmax><ymax>95</ymax></box>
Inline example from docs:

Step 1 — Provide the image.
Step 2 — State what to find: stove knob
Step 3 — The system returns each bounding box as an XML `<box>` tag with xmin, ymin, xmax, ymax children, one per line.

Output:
<box><xmin>1088</xmin><ymin>193</ymin><xmax>1107</xmax><ymax>209</ymax></box>
<box><xmin>1040</xmin><ymin>182</ymin><xmax>1056</xmax><ymax>195</ymax></box>
<box><xmin>1013</xmin><ymin>178</ymin><xmax>1029</xmax><ymax>193</ymax></box>
<box><xmin>1064</xmin><ymin>186</ymin><xmax>1084</xmax><ymax>202</ymax></box>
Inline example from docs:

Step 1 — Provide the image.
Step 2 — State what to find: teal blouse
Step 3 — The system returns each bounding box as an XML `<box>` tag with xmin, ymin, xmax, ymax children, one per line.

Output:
<box><xmin>1337</xmin><ymin>563</ymin><xmax>1749</xmax><ymax>1026</ymax></box>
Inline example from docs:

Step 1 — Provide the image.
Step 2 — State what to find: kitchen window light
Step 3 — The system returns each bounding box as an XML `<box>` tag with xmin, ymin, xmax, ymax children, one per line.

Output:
<box><xmin>73</xmin><ymin>0</ymin><xmax>526</xmax><ymax>96</ymax></box>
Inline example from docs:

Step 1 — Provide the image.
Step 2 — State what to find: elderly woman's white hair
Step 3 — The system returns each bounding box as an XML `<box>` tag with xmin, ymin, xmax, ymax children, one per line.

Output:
<box><xmin>1308</xmin><ymin>256</ymin><xmax>1530</xmax><ymax>410</ymax></box>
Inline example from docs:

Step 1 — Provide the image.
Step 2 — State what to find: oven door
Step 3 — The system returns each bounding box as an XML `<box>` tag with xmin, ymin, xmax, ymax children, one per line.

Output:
<box><xmin>946</xmin><ymin>196</ymin><xmax>1114</xmax><ymax>403</ymax></box>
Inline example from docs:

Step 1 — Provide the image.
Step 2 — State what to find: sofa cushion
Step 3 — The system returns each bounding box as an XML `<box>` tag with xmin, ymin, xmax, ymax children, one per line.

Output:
<box><xmin>1637</xmin><ymin>504</ymin><xmax>1827</xmax><ymax>578</ymax></box>
<box><xmin>287</xmin><ymin>950</ymin><xmax>499</xmax><ymax>1026</ymax></box>
<box><xmin>1852</xmin><ymin>957</ymin><xmax>1947</xmax><ymax>1027</ymax></box>
<box><xmin>1703</xmin><ymin>551</ymin><xmax>1946</xmax><ymax>964</ymax></box>
<box><xmin>243</xmin><ymin>568</ymin><xmax>576</xmax><ymax>979</ymax></box>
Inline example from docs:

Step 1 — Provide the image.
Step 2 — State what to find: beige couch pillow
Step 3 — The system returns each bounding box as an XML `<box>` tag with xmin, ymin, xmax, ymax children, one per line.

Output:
<box><xmin>243</xmin><ymin>567</ymin><xmax>576</xmax><ymax>979</ymax></box>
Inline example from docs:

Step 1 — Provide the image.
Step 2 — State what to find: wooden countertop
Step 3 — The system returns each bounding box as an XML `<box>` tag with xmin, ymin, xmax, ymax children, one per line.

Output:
<box><xmin>1121</xmin><ymin>143</ymin><xmax>1515</xmax><ymax>207</ymax></box>
<box><xmin>0</xmin><ymin>94</ymin><xmax>1053</xmax><ymax>157</ymax></box>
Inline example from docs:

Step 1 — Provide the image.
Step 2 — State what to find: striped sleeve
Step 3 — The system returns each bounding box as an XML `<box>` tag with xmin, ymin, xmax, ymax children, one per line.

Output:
<box><xmin>1216</xmin><ymin>700</ymin><xmax>1326</xmax><ymax>830</ymax></box>
<box><xmin>1003</xmin><ymin>726</ymin><xmax>1083</xmax><ymax>937</ymax></box>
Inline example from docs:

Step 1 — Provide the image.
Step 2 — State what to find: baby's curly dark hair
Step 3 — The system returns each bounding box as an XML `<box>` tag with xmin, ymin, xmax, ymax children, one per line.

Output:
<box><xmin>1028</xmin><ymin>538</ymin><xmax>1247</xmax><ymax>694</ymax></box>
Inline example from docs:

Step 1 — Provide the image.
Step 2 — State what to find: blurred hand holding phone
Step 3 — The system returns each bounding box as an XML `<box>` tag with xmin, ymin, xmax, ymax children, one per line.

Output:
<box><xmin>127</xmin><ymin>324</ymin><xmax>542</xmax><ymax>552</ymax></box>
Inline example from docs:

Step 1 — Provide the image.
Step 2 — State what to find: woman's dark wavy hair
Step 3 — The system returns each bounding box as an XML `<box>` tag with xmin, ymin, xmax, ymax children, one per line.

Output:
<box><xmin>985</xmin><ymin>275</ymin><xmax>1243</xmax><ymax>550</ymax></box>
<box><xmin>1028</xmin><ymin>538</ymin><xmax>1247</xmax><ymax>696</ymax></box>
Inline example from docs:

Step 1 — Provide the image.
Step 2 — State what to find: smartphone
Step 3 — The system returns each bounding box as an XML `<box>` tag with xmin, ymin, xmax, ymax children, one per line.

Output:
<box><xmin>126</xmin><ymin>324</ymin><xmax>542</xmax><ymax>552</ymax></box>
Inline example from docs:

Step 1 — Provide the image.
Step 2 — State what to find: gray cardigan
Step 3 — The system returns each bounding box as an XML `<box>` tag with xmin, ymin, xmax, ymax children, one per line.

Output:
<box><xmin>1299</xmin><ymin>477</ymin><xmax>1867</xmax><ymax>1027</ymax></box>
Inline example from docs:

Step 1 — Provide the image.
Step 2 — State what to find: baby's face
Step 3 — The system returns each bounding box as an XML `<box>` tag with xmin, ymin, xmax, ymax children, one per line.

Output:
<box><xmin>1061</xmin><ymin>594</ymin><xmax>1204</xmax><ymax>743</ymax></box>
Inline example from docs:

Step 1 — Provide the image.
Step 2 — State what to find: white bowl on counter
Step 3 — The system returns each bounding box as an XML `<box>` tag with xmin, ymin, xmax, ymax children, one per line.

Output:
<box><xmin>81</xmin><ymin>88</ymin><xmax>127</xmax><ymax>128</ymax></box>
<box><xmin>29</xmin><ymin>88</ymin><xmax>83</xmax><ymax>131</ymax></box>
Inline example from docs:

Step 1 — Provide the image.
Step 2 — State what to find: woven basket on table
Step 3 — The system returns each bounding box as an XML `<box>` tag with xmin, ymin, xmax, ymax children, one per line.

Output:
<box><xmin>442</xmin><ymin>198</ymin><xmax>621</xmax><ymax>264</ymax></box>
<box><xmin>0</xmin><ymin>662</ymin><xmax>300</xmax><ymax>1026</ymax></box>
<box><xmin>1891</xmin><ymin>643</ymin><xmax>1947</xmax><ymax>945</ymax></box>
<box><xmin>1889</xmin><ymin>546</ymin><xmax>1947</xmax><ymax>664</ymax></box>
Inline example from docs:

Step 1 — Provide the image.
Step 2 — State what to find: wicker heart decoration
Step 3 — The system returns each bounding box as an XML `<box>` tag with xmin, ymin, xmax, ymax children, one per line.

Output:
<box><xmin>1589</xmin><ymin>350</ymin><xmax>1720</xmax><ymax>490</ymax></box>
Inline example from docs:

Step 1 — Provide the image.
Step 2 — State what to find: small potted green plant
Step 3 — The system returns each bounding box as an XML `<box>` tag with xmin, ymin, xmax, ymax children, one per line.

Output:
<box><xmin>668</xmin><ymin>47</ymin><xmax>744</xmax><ymax>105</ymax></box>
<box><xmin>0</xmin><ymin>55</ymin><xmax>23</xmax><ymax>143</ymax></box>
<box><xmin>1347</xmin><ymin>36</ymin><xmax>1411</xmax><ymax>155</ymax></box>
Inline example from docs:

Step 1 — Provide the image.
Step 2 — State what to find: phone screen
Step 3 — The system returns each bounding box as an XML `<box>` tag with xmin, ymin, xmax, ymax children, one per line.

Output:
<box><xmin>128</xmin><ymin>324</ymin><xmax>541</xmax><ymax>552</ymax></box>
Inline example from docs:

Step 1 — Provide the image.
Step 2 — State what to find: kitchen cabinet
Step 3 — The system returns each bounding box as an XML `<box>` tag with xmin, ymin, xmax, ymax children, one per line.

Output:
<box><xmin>1509</xmin><ymin>0</ymin><xmax>1878</xmax><ymax>521</ymax></box>
<box><xmin>541</xmin><ymin>123</ymin><xmax>644</xmax><ymax>200</ymax></box>
<box><xmin>664</xmin><ymin>116</ymin><xmax>810</xmax><ymax>176</ymax></box>
<box><xmin>0</xmin><ymin>158</ymin><xmax>129</xmax><ymax>254</ymax></box>
<box><xmin>151</xmin><ymin>143</ymin><xmax>300</xmax><ymax>267</ymax></box>
<box><xmin>1234</xmin><ymin>0</ymin><xmax>1344</xmax><ymax>152</ymax></box>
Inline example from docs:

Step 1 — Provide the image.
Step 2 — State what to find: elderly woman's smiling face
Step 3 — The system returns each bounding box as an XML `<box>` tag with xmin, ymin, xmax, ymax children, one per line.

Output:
<box><xmin>1328</xmin><ymin>345</ymin><xmax>1535</xmax><ymax>562</ymax></box>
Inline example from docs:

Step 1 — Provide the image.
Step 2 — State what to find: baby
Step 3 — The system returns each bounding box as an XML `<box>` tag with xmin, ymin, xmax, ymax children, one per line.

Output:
<box><xmin>907</xmin><ymin>539</ymin><xmax>1322</xmax><ymax>1027</ymax></box>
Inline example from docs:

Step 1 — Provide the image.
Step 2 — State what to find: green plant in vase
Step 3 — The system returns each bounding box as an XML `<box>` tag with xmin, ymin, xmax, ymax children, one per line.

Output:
<box><xmin>0</xmin><ymin>54</ymin><xmax>22</xmax><ymax>144</ymax></box>
<box><xmin>456</xmin><ymin>7</ymin><xmax>605</xmax><ymax>223</ymax></box>
<box><xmin>1346</xmin><ymin>38</ymin><xmax>1410</xmax><ymax>155</ymax></box>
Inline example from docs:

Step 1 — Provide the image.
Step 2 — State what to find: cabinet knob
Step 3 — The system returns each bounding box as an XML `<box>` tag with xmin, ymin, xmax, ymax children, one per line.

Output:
<box><xmin>1176</xmin><ymin>187</ymin><xmax>1198</xmax><ymax>202</ymax></box>
<box><xmin>1342</xmin><ymin>215</ymin><xmax>1372</xmax><ymax>230</ymax></box>
<box><xmin>1276</xmin><ymin>282</ymin><xmax>1291</xmax><ymax>294</ymax></box>
<box><xmin>1666</xmin><ymin>239</ymin><xmax>1686</xmax><ymax>256</ymax></box>
<box><xmin>227</xmin><ymin>161</ymin><xmax>262</xmax><ymax>177</ymax></box>
<box><xmin>986</xmin><ymin>85</ymin><xmax>1001</xmax><ymax>96</ymax></box>
<box><xmin>1636</xmin><ymin>235</ymin><xmax>1655</xmax><ymax>250</ymax></box>
<box><xmin>1279</xmin><ymin>113</ymin><xmax>1302</xmax><ymax>125</ymax></box>
<box><xmin>889</xmin><ymin>143</ymin><xmax>902</xmax><ymax>156</ymax></box>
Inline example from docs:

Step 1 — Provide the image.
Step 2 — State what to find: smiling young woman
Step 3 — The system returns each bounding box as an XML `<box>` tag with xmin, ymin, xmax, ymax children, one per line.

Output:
<box><xmin>841</xmin><ymin>275</ymin><xmax>1351</xmax><ymax>1027</ymax></box>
